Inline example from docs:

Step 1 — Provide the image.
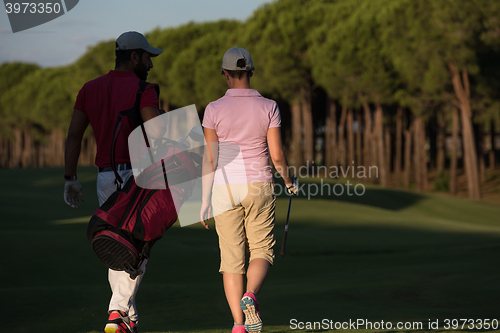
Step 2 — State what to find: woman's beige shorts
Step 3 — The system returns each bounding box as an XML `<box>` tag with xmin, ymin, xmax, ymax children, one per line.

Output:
<box><xmin>212</xmin><ymin>182</ymin><xmax>276</xmax><ymax>274</ymax></box>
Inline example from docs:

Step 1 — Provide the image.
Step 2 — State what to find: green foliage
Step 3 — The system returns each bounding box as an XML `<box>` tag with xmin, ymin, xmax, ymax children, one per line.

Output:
<box><xmin>1</xmin><ymin>65</ymin><xmax>75</xmax><ymax>130</ymax></box>
<box><xmin>375</xmin><ymin>0</ymin><xmax>497</xmax><ymax>114</ymax></box>
<box><xmin>241</xmin><ymin>0</ymin><xmax>322</xmax><ymax>101</ymax></box>
<box><xmin>0</xmin><ymin>62</ymin><xmax>40</xmax><ymax>135</ymax></box>
<box><xmin>147</xmin><ymin>20</ymin><xmax>241</xmax><ymax>107</ymax></box>
<box><xmin>162</xmin><ymin>20</ymin><xmax>242</xmax><ymax>107</ymax></box>
<box><xmin>309</xmin><ymin>0</ymin><xmax>396</xmax><ymax>105</ymax></box>
<box><xmin>1</xmin><ymin>0</ymin><xmax>500</xmax><ymax>145</ymax></box>
<box><xmin>73</xmin><ymin>40</ymin><xmax>115</xmax><ymax>82</ymax></box>
<box><xmin>0</xmin><ymin>62</ymin><xmax>40</xmax><ymax>92</ymax></box>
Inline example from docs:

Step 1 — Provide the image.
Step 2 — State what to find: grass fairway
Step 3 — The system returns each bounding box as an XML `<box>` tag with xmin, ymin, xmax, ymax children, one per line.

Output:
<box><xmin>1</xmin><ymin>167</ymin><xmax>500</xmax><ymax>333</ymax></box>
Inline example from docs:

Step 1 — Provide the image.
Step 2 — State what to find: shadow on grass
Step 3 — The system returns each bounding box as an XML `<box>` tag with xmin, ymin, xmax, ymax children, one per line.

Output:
<box><xmin>275</xmin><ymin>177</ymin><xmax>425</xmax><ymax>211</ymax></box>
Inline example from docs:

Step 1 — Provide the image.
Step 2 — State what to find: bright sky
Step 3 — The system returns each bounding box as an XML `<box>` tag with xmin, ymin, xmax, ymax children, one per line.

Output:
<box><xmin>0</xmin><ymin>0</ymin><xmax>271</xmax><ymax>67</ymax></box>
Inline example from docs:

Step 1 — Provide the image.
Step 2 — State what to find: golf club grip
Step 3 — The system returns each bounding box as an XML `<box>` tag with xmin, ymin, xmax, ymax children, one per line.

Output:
<box><xmin>280</xmin><ymin>228</ymin><xmax>288</xmax><ymax>257</ymax></box>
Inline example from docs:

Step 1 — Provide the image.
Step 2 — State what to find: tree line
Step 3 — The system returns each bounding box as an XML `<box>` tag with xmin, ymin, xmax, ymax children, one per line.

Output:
<box><xmin>1</xmin><ymin>0</ymin><xmax>499</xmax><ymax>200</ymax></box>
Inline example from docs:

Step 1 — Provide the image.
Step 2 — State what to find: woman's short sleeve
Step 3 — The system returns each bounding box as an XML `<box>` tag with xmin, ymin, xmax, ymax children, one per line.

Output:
<box><xmin>202</xmin><ymin>103</ymin><xmax>216</xmax><ymax>129</ymax></box>
<box><xmin>269</xmin><ymin>102</ymin><xmax>281</xmax><ymax>128</ymax></box>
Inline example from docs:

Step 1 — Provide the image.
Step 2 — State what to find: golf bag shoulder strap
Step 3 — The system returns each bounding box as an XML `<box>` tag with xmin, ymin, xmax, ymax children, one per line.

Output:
<box><xmin>110</xmin><ymin>80</ymin><xmax>160</xmax><ymax>185</ymax></box>
<box><xmin>118</xmin><ymin>81</ymin><xmax>160</xmax><ymax>127</ymax></box>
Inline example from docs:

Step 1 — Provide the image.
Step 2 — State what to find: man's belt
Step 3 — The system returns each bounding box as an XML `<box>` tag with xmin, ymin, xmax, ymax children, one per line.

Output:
<box><xmin>98</xmin><ymin>163</ymin><xmax>132</xmax><ymax>173</ymax></box>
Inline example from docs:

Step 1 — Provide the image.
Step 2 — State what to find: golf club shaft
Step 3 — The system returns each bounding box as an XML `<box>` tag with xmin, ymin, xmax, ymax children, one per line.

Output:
<box><xmin>280</xmin><ymin>193</ymin><xmax>293</xmax><ymax>257</ymax></box>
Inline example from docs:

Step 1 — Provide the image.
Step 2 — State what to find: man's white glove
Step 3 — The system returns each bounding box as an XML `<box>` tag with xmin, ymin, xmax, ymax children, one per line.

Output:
<box><xmin>64</xmin><ymin>179</ymin><xmax>85</xmax><ymax>208</ymax></box>
<box><xmin>286</xmin><ymin>176</ymin><xmax>299</xmax><ymax>195</ymax></box>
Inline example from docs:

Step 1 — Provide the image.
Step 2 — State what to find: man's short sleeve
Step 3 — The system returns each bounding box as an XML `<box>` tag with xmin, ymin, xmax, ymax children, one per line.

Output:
<box><xmin>140</xmin><ymin>85</ymin><xmax>159</xmax><ymax>109</ymax></box>
<box><xmin>74</xmin><ymin>85</ymin><xmax>86</xmax><ymax>112</ymax></box>
<box><xmin>202</xmin><ymin>103</ymin><xmax>215</xmax><ymax>129</ymax></box>
<box><xmin>269</xmin><ymin>102</ymin><xmax>281</xmax><ymax>128</ymax></box>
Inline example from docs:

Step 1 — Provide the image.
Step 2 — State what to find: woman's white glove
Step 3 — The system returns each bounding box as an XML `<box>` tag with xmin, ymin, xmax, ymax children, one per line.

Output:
<box><xmin>64</xmin><ymin>179</ymin><xmax>85</xmax><ymax>208</ymax></box>
<box><xmin>286</xmin><ymin>176</ymin><xmax>299</xmax><ymax>195</ymax></box>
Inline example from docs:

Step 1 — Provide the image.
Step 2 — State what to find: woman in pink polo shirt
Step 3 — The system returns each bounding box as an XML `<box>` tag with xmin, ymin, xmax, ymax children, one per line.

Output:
<box><xmin>200</xmin><ymin>47</ymin><xmax>297</xmax><ymax>333</ymax></box>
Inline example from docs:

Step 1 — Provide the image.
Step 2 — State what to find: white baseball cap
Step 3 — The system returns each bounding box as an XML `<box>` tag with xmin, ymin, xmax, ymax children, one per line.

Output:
<box><xmin>221</xmin><ymin>46</ymin><xmax>253</xmax><ymax>73</ymax></box>
<box><xmin>116</xmin><ymin>31</ymin><xmax>163</xmax><ymax>57</ymax></box>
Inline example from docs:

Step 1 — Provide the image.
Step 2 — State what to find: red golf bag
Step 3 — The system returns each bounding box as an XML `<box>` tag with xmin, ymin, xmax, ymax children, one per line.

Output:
<box><xmin>87</xmin><ymin>81</ymin><xmax>200</xmax><ymax>279</ymax></box>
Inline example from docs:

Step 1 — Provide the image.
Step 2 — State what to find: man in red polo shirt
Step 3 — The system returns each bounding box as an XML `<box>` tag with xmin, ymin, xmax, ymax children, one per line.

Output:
<box><xmin>64</xmin><ymin>31</ymin><xmax>163</xmax><ymax>333</ymax></box>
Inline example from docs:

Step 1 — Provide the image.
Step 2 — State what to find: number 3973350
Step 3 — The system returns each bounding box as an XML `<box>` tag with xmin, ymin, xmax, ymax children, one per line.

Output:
<box><xmin>5</xmin><ymin>2</ymin><xmax>61</xmax><ymax>14</ymax></box>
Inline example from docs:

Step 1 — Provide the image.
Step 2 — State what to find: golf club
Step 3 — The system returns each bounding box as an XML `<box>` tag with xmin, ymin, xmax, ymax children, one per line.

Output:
<box><xmin>281</xmin><ymin>174</ymin><xmax>296</xmax><ymax>257</ymax></box>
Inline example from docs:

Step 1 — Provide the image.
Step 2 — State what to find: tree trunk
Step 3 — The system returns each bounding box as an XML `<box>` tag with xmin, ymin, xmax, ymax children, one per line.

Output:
<box><xmin>362</xmin><ymin>102</ymin><xmax>373</xmax><ymax>182</ymax></box>
<box><xmin>54</xmin><ymin>129</ymin><xmax>65</xmax><ymax>166</ymax></box>
<box><xmin>415</xmin><ymin>116</ymin><xmax>427</xmax><ymax>191</ymax></box>
<box><xmin>0</xmin><ymin>136</ymin><xmax>6</xmax><ymax>167</ymax></box>
<box><xmin>413</xmin><ymin>117</ymin><xmax>422</xmax><ymax>191</ymax></box>
<box><xmin>21</xmin><ymin>127</ymin><xmax>34</xmax><ymax>168</ymax></box>
<box><xmin>338</xmin><ymin>105</ymin><xmax>347</xmax><ymax>171</ymax></box>
<box><xmin>301</xmin><ymin>86</ymin><xmax>314</xmax><ymax>166</ymax></box>
<box><xmin>21</xmin><ymin>128</ymin><xmax>28</xmax><ymax>168</ymax></box>
<box><xmin>395</xmin><ymin>106</ymin><xmax>403</xmax><ymax>187</ymax></box>
<box><xmin>46</xmin><ymin>131</ymin><xmax>52</xmax><ymax>166</ymax></box>
<box><xmin>385</xmin><ymin>130</ymin><xmax>391</xmax><ymax>185</ymax></box>
<box><xmin>476</xmin><ymin>123</ymin><xmax>486</xmax><ymax>182</ymax></box>
<box><xmin>36</xmin><ymin>139</ymin><xmax>43</xmax><ymax>167</ymax></box>
<box><xmin>436</xmin><ymin>111</ymin><xmax>446</xmax><ymax>173</ymax></box>
<box><xmin>290</xmin><ymin>101</ymin><xmax>303</xmax><ymax>168</ymax></box>
<box><xmin>450</xmin><ymin>108</ymin><xmax>459</xmax><ymax>195</ymax></box>
<box><xmin>347</xmin><ymin>108</ymin><xmax>355</xmax><ymax>168</ymax></box>
<box><xmin>7</xmin><ymin>138</ymin><xmax>12</xmax><ymax>167</ymax></box>
<box><xmin>370</xmin><ymin>109</ymin><xmax>378</xmax><ymax>177</ymax></box>
<box><xmin>419</xmin><ymin>116</ymin><xmax>428</xmax><ymax>190</ymax></box>
<box><xmin>404</xmin><ymin>121</ymin><xmax>413</xmax><ymax>190</ymax></box>
<box><xmin>325</xmin><ymin>98</ymin><xmax>337</xmax><ymax>168</ymax></box>
<box><xmin>356</xmin><ymin>110</ymin><xmax>362</xmax><ymax>169</ymax></box>
<box><xmin>11</xmin><ymin>128</ymin><xmax>22</xmax><ymax>168</ymax></box>
<box><xmin>374</xmin><ymin>103</ymin><xmax>387</xmax><ymax>186</ymax></box>
<box><xmin>0</xmin><ymin>137</ymin><xmax>4</xmax><ymax>167</ymax></box>
<box><xmin>448</xmin><ymin>62</ymin><xmax>481</xmax><ymax>200</ymax></box>
<box><xmin>385</xmin><ymin>108</ymin><xmax>394</xmax><ymax>185</ymax></box>
<box><xmin>48</xmin><ymin>130</ymin><xmax>58</xmax><ymax>166</ymax></box>
<box><xmin>413</xmin><ymin>116</ymin><xmax>428</xmax><ymax>191</ymax></box>
<box><xmin>362</xmin><ymin>105</ymin><xmax>371</xmax><ymax>166</ymax></box>
<box><xmin>490</xmin><ymin>120</ymin><xmax>496</xmax><ymax>170</ymax></box>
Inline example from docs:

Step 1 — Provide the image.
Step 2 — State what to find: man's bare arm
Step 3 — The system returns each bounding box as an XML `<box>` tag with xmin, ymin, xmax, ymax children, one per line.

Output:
<box><xmin>65</xmin><ymin>109</ymin><xmax>89</xmax><ymax>176</ymax></box>
<box><xmin>140</xmin><ymin>106</ymin><xmax>165</xmax><ymax>139</ymax></box>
